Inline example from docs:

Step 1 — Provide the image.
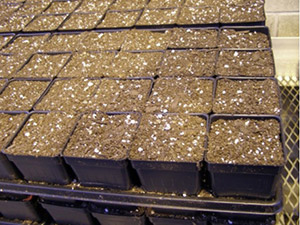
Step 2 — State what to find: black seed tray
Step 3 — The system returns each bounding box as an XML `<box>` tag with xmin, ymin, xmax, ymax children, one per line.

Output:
<box><xmin>90</xmin><ymin>203</ymin><xmax>146</xmax><ymax>225</ymax></box>
<box><xmin>219</xmin><ymin>26</ymin><xmax>272</xmax><ymax>49</ymax></box>
<box><xmin>207</xmin><ymin>114</ymin><xmax>286</xmax><ymax>199</ymax></box>
<box><xmin>63</xmin><ymin>112</ymin><xmax>142</xmax><ymax>190</ymax></box>
<box><xmin>3</xmin><ymin>112</ymin><xmax>73</xmax><ymax>185</ymax></box>
<box><xmin>0</xmin><ymin>193</ymin><xmax>40</xmax><ymax>222</ymax></box>
<box><xmin>131</xmin><ymin>114</ymin><xmax>208</xmax><ymax>195</ymax></box>
<box><xmin>39</xmin><ymin>198</ymin><xmax>94</xmax><ymax>225</ymax></box>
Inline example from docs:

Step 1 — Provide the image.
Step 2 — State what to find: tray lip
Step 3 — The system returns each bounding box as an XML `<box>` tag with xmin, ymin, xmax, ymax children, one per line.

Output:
<box><xmin>0</xmin><ymin>179</ymin><xmax>283</xmax><ymax>215</ymax></box>
<box><xmin>206</xmin><ymin>113</ymin><xmax>287</xmax><ymax>167</ymax></box>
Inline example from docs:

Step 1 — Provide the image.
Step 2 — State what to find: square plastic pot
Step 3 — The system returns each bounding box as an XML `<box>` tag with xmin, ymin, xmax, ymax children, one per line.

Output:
<box><xmin>207</xmin><ymin>114</ymin><xmax>286</xmax><ymax>199</ymax></box>
<box><xmin>89</xmin><ymin>203</ymin><xmax>145</xmax><ymax>225</ymax></box>
<box><xmin>40</xmin><ymin>200</ymin><xmax>93</xmax><ymax>225</ymax></box>
<box><xmin>64</xmin><ymin>157</ymin><xmax>132</xmax><ymax>189</ymax></box>
<box><xmin>0</xmin><ymin>195</ymin><xmax>40</xmax><ymax>221</ymax></box>
<box><xmin>5</xmin><ymin>154</ymin><xmax>70</xmax><ymax>185</ymax></box>
<box><xmin>0</xmin><ymin>154</ymin><xmax>18</xmax><ymax>180</ymax></box>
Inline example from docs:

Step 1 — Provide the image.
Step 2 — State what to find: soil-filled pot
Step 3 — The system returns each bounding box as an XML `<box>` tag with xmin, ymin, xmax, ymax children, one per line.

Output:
<box><xmin>90</xmin><ymin>203</ymin><xmax>145</xmax><ymax>225</ymax></box>
<box><xmin>3</xmin><ymin>112</ymin><xmax>79</xmax><ymax>184</ymax></box>
<box><xmin>40</xmin><ymin>198</ymin><xmax>93</xmax><ymax>225</ymax></box>
<box><xmin>0</xmin><ymin>112</ymin><xmax>27</xmax><ymax>179</ymax></box>
<box><xmin>63</xmin><ymin>112</ymin><xmax>141</xmax><ymax>189</ymax></box>
<box><xmin>64</xmin><ymin>157</ymin><xmax>132</xmax><ymax>189</ymax></box>
<box><xmin>130</xmin><ymin>114</ymin><xmax>207</xmax><ymax>194</ymax></box>
<box><xmin>207</xmin><ymin>115</ymin><xmax>285</xmax><ymax>199</ymax></box>
<box><xmin>0</xmin><ymin>194</ymin><xmax>40</xmax><ymax>221</ymax></box>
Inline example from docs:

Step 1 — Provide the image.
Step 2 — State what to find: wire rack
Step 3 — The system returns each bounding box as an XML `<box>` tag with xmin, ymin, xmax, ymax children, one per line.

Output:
<box><xmin>276</xmin><ymin>75</ymin><xmax>299</xmax><ymax>225</ymax></box>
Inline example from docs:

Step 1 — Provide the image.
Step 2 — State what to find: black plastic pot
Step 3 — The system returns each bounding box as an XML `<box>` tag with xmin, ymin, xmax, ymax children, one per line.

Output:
<box><xmin>0</xmin><ymin>154</ymin><xmax>18</xmax><ymax>180</ymax></box>
<box><xmin>3</xmin><ymin>112</ymin><xmax>72</xmax><ymax>185</ymax></box>
<box><xmin>0</xmin><ymin>112</ymin><xmax>28</xmax><ymax>180</ymax></box>
<box><xmin>40</xmin><ymin>198</ymin><xmax>93</xmax><ymax>225</ymax></box>
<box><xmin>131</xmin><ymin>114</ymin><xmax>208</xmax><ymax>195</ymax></box>
<box><xmin>131</xmin><ymin>160</ymin><xmax>202</xmax><ymax>195</ymax></box>
<box><xmin>63</xmin><ymin>112</ymin><xmax>142</xmax><ymax>189</ymax></box>
<box><xmin>64</xmin><ymin>157</ymin><xmax>132</xmax><ymax>189</ymax></box>
<box><xmin>0</xmin><ymin>194</ymin><xmax>40</xmax><ymax>221</ymax></box>
<box><xmin>5</xmin><ymin>154</ymin><xmax>70</xmax><ymax>185</ymax></box>
<box><xmin>90</xmin><ymin>203</ymin><xmax>145</xmax><ymax>225</ymax></box>
<box><xmin>207</xmin><ymin>114</ymin><xmax>286</xmax><ymax>199</ymax></box>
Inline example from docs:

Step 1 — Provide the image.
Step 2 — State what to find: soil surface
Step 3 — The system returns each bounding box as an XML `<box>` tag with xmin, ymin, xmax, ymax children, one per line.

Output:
<box><xmin>122</xmin><ymin>29</ymin><xmax>171</xmax><ymax>51</ymax></box>
<box><xmin>219</xmin><ymin>29</ymin><xmax>270</xmax><ymax>48</ymax></box>
<box><xmin>146</xmin><ymin>77</ymin><xmax>213</xmax><ymax>113</ymax></box>
<box><xmin>130</xmin><ymin>114</ymin><xmax>206</xmax><ymax>162</ymax></box>
<box><xmin>97</xmin><ymin>11</ymin><xmax>141</xmax><ymax>28</ymax></box>
<box><xmin>220</xmin><ymin>4</ymin><xmax>265</xmax><ymax>23</ymax></box>
<box><xmin>137</xmin><ymin>8</ymin><xmax>179</xmax><ymax>26</ymax></box>
<box><xmin>0</xmin><ymin>35</ymin><xmax>13</xmax><ymax>49</ymax></box>
<box><xmin>169</xmin><ymin>28</ymin><xmax>218</xmax><ymax>49</ymax></box>
<box><xmin>89</xmin><ymin>79</ymin><xmax>152</xmax><ymax>112</ymax></box>
<box><xmin>59</xmin><ymin>13</ymin><xmax>103</xmax><ymax>30</ymax></box>
<box><xmin>108</xmin><ymin>51</ymin><xmax>163</xmax><ymax>78</ymax></box>
<box><xmin>147</xmin><ymin>0</ymin><xmax>184</xmax><ymax>8</ymax></box>
<box><xmin>184</xmin><ymin>0</ymin><xmax>219</xmax><ymax>7</ymax></box>
<box><xmin>159</xmin><ymin>50</ymin><xmax>216</xmax><ymax>77</ymax></box>
<box><xmin>0</xmin><ymin>80</ymin><xmax>49</xmax><ymax>111</ymax></box>
<box><xmin>0</xmin><ymin>54</ymin><xmax>28</xmax><ymax>78</ymax></box>
<box><xmin>59</xmin><ymin>52</ymin><xmax>115</xmax><ymax>78</ymax></box>
<box><xmin>15</xmin><ymin>2</ymin><xmax>49</xmax><ymax>15</ymax></box>
<box><xmin>110</xmin><ymin>0</ymin><xmax>147</xmax><ymax>10</ymax></box>
<box><xmin>16</xmin><ymin>53</ymin><xmax>71</xmax><ymax>78</ymax></box>
<box><xmin>0</xmin><ymin>113</ymin><xmax>26</xmax><ymax>150</ymax></box>
<box><xmin>216</xmin><ymin>50</ymin><xmax>274</xmax><ymax>77</ymax></box>
<box><xmin>177</xmin><ymin>7</ymin><xmax>219</xmax><ymax>25</ymax></box>
<box><xmin>42</xmin><ymin>33</ymin><xmax>85</xmax><ymax>52</ymax></box>
<box><xmin>207</xmin><ymin>118</ymin><xmax>284</xmax><ymax>166</ymax></box>
<box><xmin>35</xmin><ymin>78</ymin><xmax>100</xmax><ymax>113</ymax></box>
<box><xmin>44</xmin><ymin>1</ymin><xmax>80</xmax><ymax>14</ymax></box>
<box><xmin>5</xmin><ymin>112</ymin><xmax>78</xmax><ymax>157</ymax></box>
<box><xmin>80</xmin><ymin>31</ymin><xmax>127</xmax><ymax>51</ymax></box>
<box><xmin>75</xmin><ymin>0</ymin><xmax>112</xmax><ymax>13</ymax></box>
<box><xmin>64</xmin><ymin>113</ymin><xmax>139</xmax><ymax>160</ymax></box>
<box><xmin>213</xmin><ymin>79</ymin><xmax>280</xmax><ymax>115</ymax></box>
<box><xmin>24</xmin><ymin>14</ymin><xmax>67</xmax><ymax>32</ymax></box>
<box><xmin>0</xmin><ymin>79</ymin><xmax>6</xmax><ymax>90</ymax></box>
<box><xmin>0</xmin><ymin>15</ymin><xmax>34</xmax><ymax>32</ymax></box>
<box><xmin>2</xmin><ymin>34</ymin><xmax>49</xmax><ymax>55</ymax></box>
